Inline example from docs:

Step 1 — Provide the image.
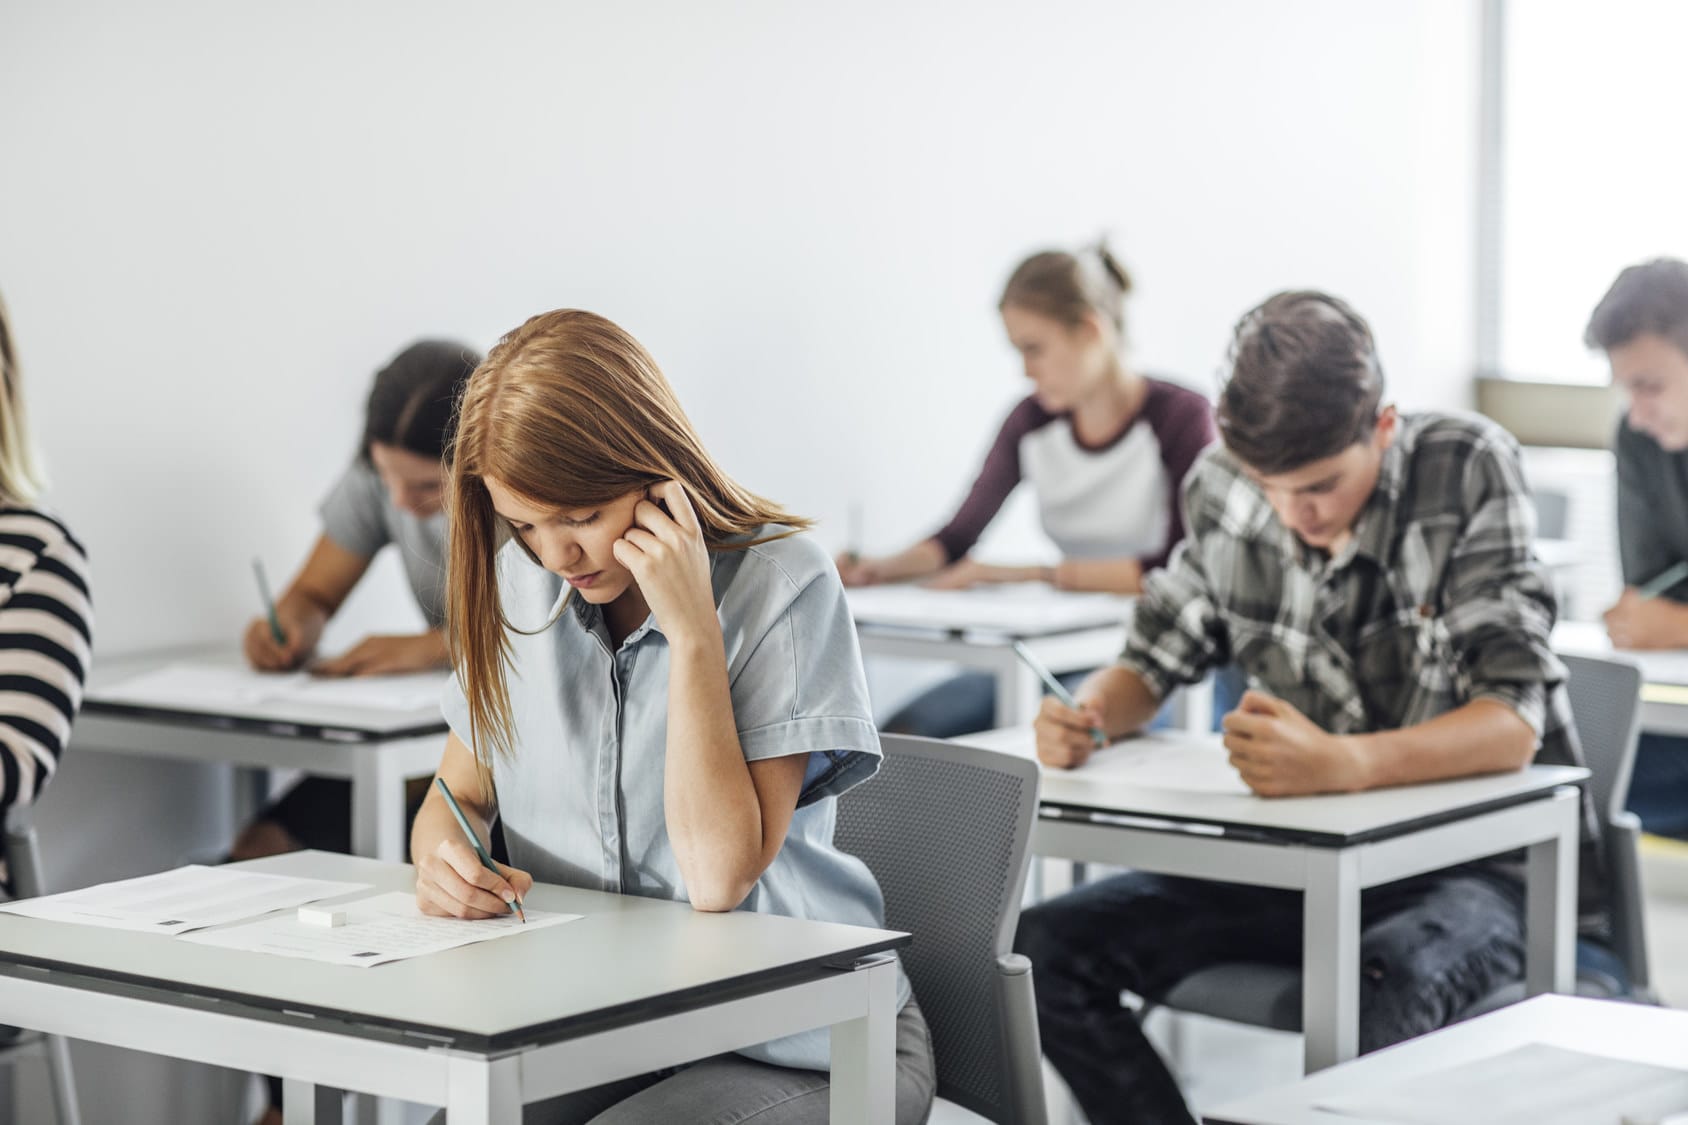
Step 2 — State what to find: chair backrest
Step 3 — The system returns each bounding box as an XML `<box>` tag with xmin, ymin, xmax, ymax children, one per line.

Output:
<box><xmin>1559</xmin><ymin>652</ymin><xmax>1644</xmax><ymax>828</ymax></box>
<box><xmin>833</xmin><ymin>734</ymin><xmax>1041</xmax><ymax>1124</ymax></box>
<box><xmin>1558</xmin><ymin>651</ymin><xmax>1651</xmax><ymax>995</ymax></box>
<box><xmin>1533</xmin><ymin>488</ymin><xmax>1571</xmax><ymax>540</ymax></box>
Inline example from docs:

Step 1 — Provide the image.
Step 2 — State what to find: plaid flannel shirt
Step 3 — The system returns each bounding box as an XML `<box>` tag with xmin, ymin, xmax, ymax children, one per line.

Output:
<box><xmin>1123</xmin><ymin>411</ymin><xmax>1603</xmax><ymax>912</ymax></box>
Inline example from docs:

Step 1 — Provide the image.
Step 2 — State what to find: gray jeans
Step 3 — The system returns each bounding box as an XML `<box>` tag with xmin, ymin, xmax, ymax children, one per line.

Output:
<box><xmin>426</xmin><ymin>997</ymin><xmax>935</xmax><ymax>1125</ymax></box>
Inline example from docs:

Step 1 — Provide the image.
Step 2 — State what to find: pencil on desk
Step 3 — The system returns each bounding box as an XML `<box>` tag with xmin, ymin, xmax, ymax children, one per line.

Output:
<box><xmin>1011</xmin><ymin>640</ymin><xmax>1106</xmax><ymax>749</ymax></box>
<box><xmin>252</xmin><ymin>558</ymin><xmax>285</xmax><ymax>646</ymax></box>
<box><xmin>434</xmin><ymin>777</ymin><xmax>525</xmax><ymax>923</ymax></box>
<box><xmin>1638</xmin><ymin>560</ymin><xmax>1688</xmax><ymax>600</ymax></box>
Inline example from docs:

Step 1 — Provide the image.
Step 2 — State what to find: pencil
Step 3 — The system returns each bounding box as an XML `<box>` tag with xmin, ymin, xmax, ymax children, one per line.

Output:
<box><xmin>252</xmin><ymin>558</ymin><xmax>285</xmax><ymax>646</ymax></box>
<box><xmin>1011</xmin><ymin>640</ymin><xmax>1106</xmax><ymax>749</ymax></box>
<box><xmin>433</xmin><ymin>777</ymin><xmax>525</xmax><ymax>922</ymax></box>
<box><xmin>1638</xmin><ymin>560</ymin><xmax>1688</xmax><ymax>600</ymax></box>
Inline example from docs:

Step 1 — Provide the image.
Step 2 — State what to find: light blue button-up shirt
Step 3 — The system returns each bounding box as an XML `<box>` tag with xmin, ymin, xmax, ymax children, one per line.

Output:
<box><xmin>441</xmin><ymin>526</ymin><xmax>909</xmax><ymax>1070</ymax></box>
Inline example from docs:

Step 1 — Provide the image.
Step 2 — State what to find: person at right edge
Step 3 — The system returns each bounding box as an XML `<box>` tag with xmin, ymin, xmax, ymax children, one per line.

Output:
<box><xmin>1588</xmin><ymin>258</ymin><xmax>1688</xmax><ymax>839</ymax></box>
<box><xmin>1014</xmin><ymin>290</ymin><xmax>1605</xmax><ymax>1124</ymax></box>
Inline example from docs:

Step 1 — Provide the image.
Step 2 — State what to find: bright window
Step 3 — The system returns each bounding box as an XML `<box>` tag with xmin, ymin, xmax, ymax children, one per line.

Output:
<box><xmin>1498</xmin><ymin>0</ymin><xmax>1688</xmax><ymax>383</ymax></box>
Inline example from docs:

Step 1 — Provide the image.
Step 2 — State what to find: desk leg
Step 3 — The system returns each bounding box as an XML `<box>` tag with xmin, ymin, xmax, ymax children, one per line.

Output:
<box><xmin>282</xmin><ymin>1079</ymin><xmax>342</xmax><ymax>1124</ymax></box>
<box><xmin>447</xmin><ymin>1055</ymin><xmax>521</xmax><ymax>1125</ymax></box>
<box><xmin>347</xmin><ymin>1093</ymin><xmax>406</xmax><ymax>1125</ymax></box>
<box><xmin>990</xmin><ymin>646</ymin><xmax>1044</xmax><ymax>730</ymax></box>
<box><xmin>1524</xmin><ymin>792</ymin><xmax>1577</xmax><ymax>996</ymax></box>
<box><xmin>1302</xmin><ymin>849</ymin><xmax>1360</xmax><ymax>1073</ymax></box>
<box><xmin>351</xmin><ymin>751</ymin><xmax>405</xmax><ymax>862</ymax></box>
<box><xmin>829</xmin><ymin>959</ymin><xmax>898</xmax><ymax>1125</ymax></box>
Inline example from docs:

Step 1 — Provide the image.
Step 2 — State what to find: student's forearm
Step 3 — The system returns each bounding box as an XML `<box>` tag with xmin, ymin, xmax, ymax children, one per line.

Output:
<box><xmin>663</xmin><ymin>633</ymin><xmax>766</xmax><ymax>911</ymax></box>
<box><xmin>1344</xmin><ymin>698</ymin><xmax>1536</xmax><ymax>789</ymax></box>
<box><xmin>1076</xmin><ymin>664</ymin><xmax>1164</xmax><ymax>738</ymax></box>
<box><xmin>409</xmin><ymin>786</ymin><xmax>490</xmax><ymax>866</ymax></box>
<box><xmin>277</xmin><ymin>588</ymin><xmax>334</xmax><ymax>623</ymax></box>
<box><xmin>1640</xmin><ymin>598</ymin><xmax>1688</xmax><ymax>647</ymax></box>
<box><xmin>877</xmin><ymin>539</ymin><xmax>949</xmax><ymax>582</ymax></box>
<box><xmin>1053</xmin><ymin>557</ymin><xmax>1144</xmax><ymax>594</ymax></box>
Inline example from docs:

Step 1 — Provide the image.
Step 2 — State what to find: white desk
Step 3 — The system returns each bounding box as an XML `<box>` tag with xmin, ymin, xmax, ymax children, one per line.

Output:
<box><xmin>847</xmin><ymin>584</ymin><xmax>1147</xmax><ymax>729</ymax></box>
<box><xmin>1204</xmin><ymin>994</ymin><xmax>1688</xmax><ymax>1124</ymax></box>
<box><xmin>75</xmin><ymin>649</ymin><xmax>447</xmax><ymax>861</ymax></box>
<box><xmin>959</xmin><ymin>727</ymin><xmax>1586</xmax><ymax>1073</ymax></box>
<box><xmin>0</xmin><ymin>852</ymin><xmax>906</xmax><ymax>1124</ymax></box>
<box><xmin>1553</xmin><ymin>621</ymin><xmax>1688</xmax><ymax>737</ymax></box>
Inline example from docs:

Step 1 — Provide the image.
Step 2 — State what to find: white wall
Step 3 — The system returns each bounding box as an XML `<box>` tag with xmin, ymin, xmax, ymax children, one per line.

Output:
<box><xmin>1</xmin><ymin>0</ymin><xmax>1481</xmax><ymax>659</ymax></box>
<box><xmin>0</xmin><ymin>2</ymin><xmax>1481</xmax><ymax>1120</ymax></box>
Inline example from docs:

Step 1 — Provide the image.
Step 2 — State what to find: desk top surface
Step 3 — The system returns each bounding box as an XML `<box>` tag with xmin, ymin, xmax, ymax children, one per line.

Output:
<box><xmin>82</xmin><ymin>646</ymin><xmax>450</xmax><ymax>740</ymax></box>
<box><xmin>960</xmin><ymin>728</ymin><xmax>1587</xmax><ymax>845</ymax></box>
<box><xmin>846</xmin><ymin>583</ymin><xmax>1132</xmax><ymax>639</ymax></box>
<box><xmin>1204</xmin><ymin>994</ymin><xmax>1688</xmax><ymax>1124</ymax></box>
<box><xmin>0</xmin><ymin>852</ymin><xmax>907</xmax><ymax>1053</ymax></box>
<box><xmin>1553</xmin><ymin>620</ymin><xmax>1688</xmax><ymax>691</ymax></box>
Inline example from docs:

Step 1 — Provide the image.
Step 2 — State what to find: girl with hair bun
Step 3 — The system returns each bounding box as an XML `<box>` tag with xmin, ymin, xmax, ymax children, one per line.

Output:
<box><xmin>840</xmin><ymin>243</ymin><xmax>1215</xmax><ymax>738</ymax></box>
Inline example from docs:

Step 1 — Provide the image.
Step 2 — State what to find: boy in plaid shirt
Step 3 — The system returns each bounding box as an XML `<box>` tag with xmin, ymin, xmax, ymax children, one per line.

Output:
<box><xmin>1016</xmin><ymin>291</ymin><xmax>1597</xmax><ymax>1125</ymax></box>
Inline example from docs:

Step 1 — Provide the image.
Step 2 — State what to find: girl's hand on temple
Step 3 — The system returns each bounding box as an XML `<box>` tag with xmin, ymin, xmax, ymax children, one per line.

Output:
<box><xmin>613</xmin><ymin>480</ymin><xmax>720</xmax><ymax>646</ymax></box>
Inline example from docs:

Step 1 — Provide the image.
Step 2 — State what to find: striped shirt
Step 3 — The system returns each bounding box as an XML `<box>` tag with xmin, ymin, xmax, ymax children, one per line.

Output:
<box><xmin>0</xmin><ymin>509</ymin><xmax>92</xmax><ymax>810</ymax></box>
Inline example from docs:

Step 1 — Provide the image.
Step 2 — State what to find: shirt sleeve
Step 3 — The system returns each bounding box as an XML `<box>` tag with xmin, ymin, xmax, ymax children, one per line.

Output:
<box><xmin>730</xmin><ymin>551</ymin><xmax>883</xmax><ymax>808</ymax></box>
<box><xmin>1118</xmin><ymin>465</ymin><xmax>1231</xmax><ymax>699</ymax></box>
<box><xmin>1138</xmin><ymin>383</ymin><xmax>1218</xmax><ymax>572</ymax></box>
<box><xmin>930</xmin><ymin>398</ymin><xmax>1047</xmax><ymax>563</ymax></box>
<box><xmin>318</xmin><ymin>460</ymin><xmax>392</xmax><ymax>559</ymax></box>
<box><xmin>0</xmin><ymin>517</ymin><xmax>92</xmax><ymax>811</ymax></box>
<box><xmin>1441</xmin><ymin>430</ymin><xmax>1564</xmax><ymax>736</ymax></box>
<box><xmin>1615</xmin><ymin>419</ymin><xmax>1688</xmax><ymax>597</ymax></box>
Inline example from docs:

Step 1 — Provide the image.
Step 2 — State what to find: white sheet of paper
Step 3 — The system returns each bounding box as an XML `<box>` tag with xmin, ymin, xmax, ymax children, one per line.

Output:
<box><xmin>181</xmin><ymin>891</ymin><xmax>581</xmax><ymax>966</ymax></box>
<box><xmin>847</xmin><ymin>582</ymin><xmax>1132</xmax><ymax>636</ymax></box>
<box><xmin>1097</xmin><ymin>741</ymin><xmax>1251</xmax><ymax>795</ymax></box>
<box><xmin>1314</xmin><ymin>1043</ymin><xmax>1688</xmax><ymax>1125</ymax></box>
<box><xmin>98</xmin><ymin>661</ymin><xmax>448</xmax><ymax>714</ymax></box>
<box><xmin>0</xmin><ymin>866</ymin><xmax>372</xmax><ymax>936</ymax></box>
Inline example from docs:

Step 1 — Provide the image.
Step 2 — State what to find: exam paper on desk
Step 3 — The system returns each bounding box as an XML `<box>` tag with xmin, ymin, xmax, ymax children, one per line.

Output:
<box><xmin>180</xmin><ymin>891</ymin><xmax>581</xmax><ymax>966</ymax></box>
<box><xmin>99</xmin><ymin>661</ymin><xmax>448</xmax><ymax>714</ymax></box>
<box><xmin>0</xmin><ymin>865</ymin><xmax>372</xmax><ymax>936</ymax></box>
<box><xmin>1313</xmin><ymin>1043</ymin><xmax>1688</xmax><ymax>1125</ymax></box>
<box><xmin>1080</xmin><ymin>740</ymin><xmax>1252</xmax><ymax>796</ymax></box>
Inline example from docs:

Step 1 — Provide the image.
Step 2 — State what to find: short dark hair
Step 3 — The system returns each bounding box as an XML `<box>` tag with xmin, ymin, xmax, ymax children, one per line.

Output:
<box><xmin>1584</xmin><ymin>258</ymin><xmax>1688</xmax><ymax>357</ymax></box>
<box><xmin>1217</xmin><ymin>291</ymin><xmax>1384</xmax><ymax>475</ymax></box>
<box><xmin>361</xmin><ymin>339</ymin><xmax>482</xmax><ymax>463</ymax></box>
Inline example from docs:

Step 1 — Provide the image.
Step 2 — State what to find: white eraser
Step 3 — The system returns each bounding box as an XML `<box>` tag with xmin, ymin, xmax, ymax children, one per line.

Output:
<box><xmin>298</xmin><ymin>905</ymin><xmax>347</xmax><ymax>928</ymax></box>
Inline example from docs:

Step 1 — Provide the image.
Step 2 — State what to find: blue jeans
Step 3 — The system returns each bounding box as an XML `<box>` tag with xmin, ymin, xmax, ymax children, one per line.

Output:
<box><xmin>1013</xmin><ymin>868</ymin><xmax>1527</xmax><ymax>1125</ymax></box>
<box><xmin>884</xmin><ymin>663</ymin><xmax>1243</xmax><ymax>740</ymax></box>
<box><xmin>883</xmin><ymin>669</ymin><xmax>1093</xmax><ymax>739</ymax></box>
<box><xmin>1627</xmin><ymin>733</ymin><xmax>1688</xmax><ymax>839</ymax></box>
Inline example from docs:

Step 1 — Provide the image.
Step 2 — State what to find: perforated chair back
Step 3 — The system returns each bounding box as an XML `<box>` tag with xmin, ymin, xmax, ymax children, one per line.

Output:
<box><xmin>833</xmin><ymin>734</ymin><xmax>1044</xmax><ymax>1125</ymax></box>
<box><xmin>1559</xmin><ymin>653</ymin><xmax>1644</xmax><ymax>826</ymax></box>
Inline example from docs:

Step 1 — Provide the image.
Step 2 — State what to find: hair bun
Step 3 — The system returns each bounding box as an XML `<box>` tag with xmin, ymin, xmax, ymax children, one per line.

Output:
<box><xmin>1093</xmin><ymin>241</ymin><xmax>1133</xmax><ymax>297</ymax></box>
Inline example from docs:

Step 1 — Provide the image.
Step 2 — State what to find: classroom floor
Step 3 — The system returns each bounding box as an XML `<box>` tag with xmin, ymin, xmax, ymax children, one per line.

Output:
<box><xmin>1030</xmin><ymin>838</ymin><xmax>1688</xmax><ymax>1123</ymax></box>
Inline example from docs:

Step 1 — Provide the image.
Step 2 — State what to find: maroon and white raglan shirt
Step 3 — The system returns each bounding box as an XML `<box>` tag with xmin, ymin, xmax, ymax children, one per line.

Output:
<box><xmin>931</xmin><ymin>378</ymin><xmax>1216</xmax><ymax>570</ymax></box>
